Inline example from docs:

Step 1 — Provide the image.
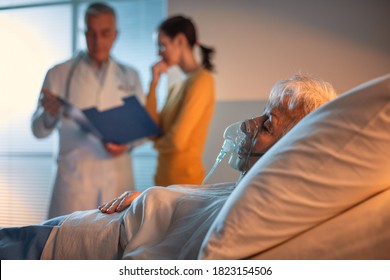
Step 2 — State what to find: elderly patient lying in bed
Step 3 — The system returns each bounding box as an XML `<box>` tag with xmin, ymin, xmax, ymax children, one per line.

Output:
<box><xmin>0</xmin><ymin>74</ymin><xmax>337</xmax><ymax>259</ymax></box>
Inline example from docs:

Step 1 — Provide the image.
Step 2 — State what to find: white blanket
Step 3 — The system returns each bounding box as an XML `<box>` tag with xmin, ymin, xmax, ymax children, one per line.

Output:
<box><xmin>41</xmin><ymin>182</ymin><xmax>235</xmax><ymax>260</ymax></box>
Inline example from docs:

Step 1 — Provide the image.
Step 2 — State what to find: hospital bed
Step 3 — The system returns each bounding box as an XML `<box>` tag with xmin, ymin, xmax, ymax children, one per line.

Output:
<box><xmin>1</xmin><ymin>73</ymin><xmax>390</xmax><ymax>260</ymax></box>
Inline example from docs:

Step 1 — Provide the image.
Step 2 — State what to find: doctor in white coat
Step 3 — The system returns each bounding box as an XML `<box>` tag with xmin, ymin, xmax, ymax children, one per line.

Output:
<box><xmin>31</xmin><ymin>2</ymin><xmax>144</xmax><ymax>219</ymax></box>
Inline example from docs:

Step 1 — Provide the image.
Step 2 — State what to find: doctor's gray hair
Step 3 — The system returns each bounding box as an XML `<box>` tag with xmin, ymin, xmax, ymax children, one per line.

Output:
<box><xmin>265</xmin><ymin>74</ymin><xmax>337</xmax><ymax>133</ymax></box>
<box><xmin>84</xmin><ymin>2</ymin><xmax>116</xmax><ymax>25</ymax></box>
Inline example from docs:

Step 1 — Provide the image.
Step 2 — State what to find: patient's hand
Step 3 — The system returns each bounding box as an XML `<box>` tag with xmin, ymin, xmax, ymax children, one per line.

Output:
<box><xmin>99</xmin><ymin>191</ymin><xmax>142</xmax><ymax>214</ymax></box>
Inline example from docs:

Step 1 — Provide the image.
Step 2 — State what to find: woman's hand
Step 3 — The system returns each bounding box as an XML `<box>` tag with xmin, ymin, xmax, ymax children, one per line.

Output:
<box><xmin>104</xmin><ymin>142</ymin><xmax>128</xmax><ymax>156</ymax></box>
<box><xmin>151</xmin><ymin>60</ymin><xmax>168</xmax><ymax>84</ymax></box>
<box><xmin>41</xmin><ymin>88</ymin><xmax>62</xmax><ymax>117</ymax></box>
<box><xmin>99</xmin><ymin>191</ymin><xmax>142</xmax><ymax>214</ymax></box>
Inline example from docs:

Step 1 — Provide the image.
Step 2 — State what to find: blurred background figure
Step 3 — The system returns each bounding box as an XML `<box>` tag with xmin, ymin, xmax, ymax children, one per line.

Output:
<box><xmin>31</xmin><ymin>2</ymin><xmax>144</xmax><ymax>218</ymax></box>
<box><xmin>146</xmin><ymin>15</ymin><xmax>216</xmax><ymax>186</ymax></box>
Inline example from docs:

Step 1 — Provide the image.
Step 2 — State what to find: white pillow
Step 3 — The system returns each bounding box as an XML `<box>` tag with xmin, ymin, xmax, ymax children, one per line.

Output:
<box><xmin>199</xmin><ymin>74</ymin><xmax>390</xmax><ymax>259</ymax></box>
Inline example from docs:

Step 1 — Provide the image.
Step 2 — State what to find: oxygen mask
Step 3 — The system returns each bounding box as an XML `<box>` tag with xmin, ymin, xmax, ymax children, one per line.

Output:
<box><xmin>228</xmin><ymin>118</ymin><xmax>260</xmax><ymax>173</ymax></box>
<box><xmin>202</xmin><ymin>121</ymin><xmax>246</xmax><ymax>184</ymax></box>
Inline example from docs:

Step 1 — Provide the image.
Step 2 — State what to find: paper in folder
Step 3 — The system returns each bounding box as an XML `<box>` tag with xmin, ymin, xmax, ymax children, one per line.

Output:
<box><xmin>81</xmin><ymin>96</ymin><xmax>161</xmax><ymax>144</ymax></box>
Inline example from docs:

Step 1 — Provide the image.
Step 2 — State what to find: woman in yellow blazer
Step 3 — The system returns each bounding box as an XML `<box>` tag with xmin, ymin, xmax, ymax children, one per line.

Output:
<box><xmin>146</xmin><ymin>15</ymin><xmax>216</xmax><ymax>186</ymax></box>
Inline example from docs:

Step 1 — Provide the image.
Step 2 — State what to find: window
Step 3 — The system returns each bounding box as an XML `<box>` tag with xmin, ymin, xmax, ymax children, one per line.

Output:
<box><xmin>0</xmin><ymin>0</ymin><xmax>166</xmax><ymax>226</ymax></box>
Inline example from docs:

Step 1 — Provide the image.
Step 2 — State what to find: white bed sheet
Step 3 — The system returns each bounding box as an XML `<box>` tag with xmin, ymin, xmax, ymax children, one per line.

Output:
<box><xmin>41</xmin><ymin>182</ymin><xmax>235</xmax><ymax>260</ymax></box>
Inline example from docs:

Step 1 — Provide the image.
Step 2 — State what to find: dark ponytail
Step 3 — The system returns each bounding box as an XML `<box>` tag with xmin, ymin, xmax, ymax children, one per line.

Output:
<box><xmin>159</xmin><ymin>15</ymin><xmax>216</xmax><ymax>72</ymax></box>
<box><xmin>199</xmin><ymin>44</ymin><xmax>215</xmax><ymax>72</ymax></box>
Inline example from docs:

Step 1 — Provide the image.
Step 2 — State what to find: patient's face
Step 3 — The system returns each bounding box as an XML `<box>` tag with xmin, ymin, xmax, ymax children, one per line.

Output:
<box><xmin>235</xmin><ymin>106</ymin><xmax>293</xmax><ymax>172</ymax></box>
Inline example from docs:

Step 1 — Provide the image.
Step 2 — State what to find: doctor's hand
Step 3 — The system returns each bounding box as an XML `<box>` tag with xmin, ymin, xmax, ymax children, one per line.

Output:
<box><xmin>40</xmin><ymin>88</ymin><xmax>62</xmax><ymax>117</ymax></box>
<box><xmin>151</xmin><ymin>60</ymin><xmax>168</xmax><ymax>84</ymax></box>
<box><xmin>104</xmin><ymin>142</ymin><xmax>128</xmax><ymax>156</ymax></box>
<box><xmin>99</xmin><ymin>191</ymin><xmax>142</xmax><ymax>214</ymax></box>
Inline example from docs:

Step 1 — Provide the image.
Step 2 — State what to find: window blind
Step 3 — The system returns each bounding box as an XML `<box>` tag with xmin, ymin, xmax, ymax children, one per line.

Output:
<box><xmin>0</xmin><ymin>0</ymin><xmax>166</xmax><ymax>227</ymax></box>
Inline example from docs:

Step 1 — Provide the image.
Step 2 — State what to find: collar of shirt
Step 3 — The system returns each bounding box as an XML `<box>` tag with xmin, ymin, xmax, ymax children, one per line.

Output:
<box><xmin>83</xmin><ymin>52</ymin><xmax>110</xmax><ymax>85</ymax></box>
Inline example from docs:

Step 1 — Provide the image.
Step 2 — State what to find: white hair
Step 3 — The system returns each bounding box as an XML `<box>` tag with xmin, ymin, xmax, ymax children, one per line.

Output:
<box><xmin>265</xmin><ymin>74</ymin><xmax>337</xmax><ymax>133</ymax></box>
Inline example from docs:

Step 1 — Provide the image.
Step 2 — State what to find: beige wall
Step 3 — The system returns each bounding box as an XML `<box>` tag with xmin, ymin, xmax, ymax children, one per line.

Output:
<box><xmin>168</xmin><ymin>0</ymin><xmax>390</xmax><ymax>182</ymax></box>
<box><xmin>169</xmin><ymin>0</ymin><xmax>390</xmax><ymax>101</ymax></box>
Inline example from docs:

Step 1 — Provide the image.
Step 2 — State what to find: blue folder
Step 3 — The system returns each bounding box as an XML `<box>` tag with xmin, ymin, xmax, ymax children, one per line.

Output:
<box><xmin>81</xmin><ymin>96</ymin><xmax>161</xmax><ymax>144</ymax></box>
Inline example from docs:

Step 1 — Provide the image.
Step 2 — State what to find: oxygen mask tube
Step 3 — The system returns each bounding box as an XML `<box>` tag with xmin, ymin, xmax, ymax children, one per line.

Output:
<box><xmin>202</xmin><ymin>121</ymin><xmax>244</xmax><ymax>185</ymax></box>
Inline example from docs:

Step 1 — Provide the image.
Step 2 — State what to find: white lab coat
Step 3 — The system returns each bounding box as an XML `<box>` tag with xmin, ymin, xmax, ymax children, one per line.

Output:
<box><xmin>32</xmin><ymin>52</ymin><xmax>144</xmax><ymax>219</ymax></box>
